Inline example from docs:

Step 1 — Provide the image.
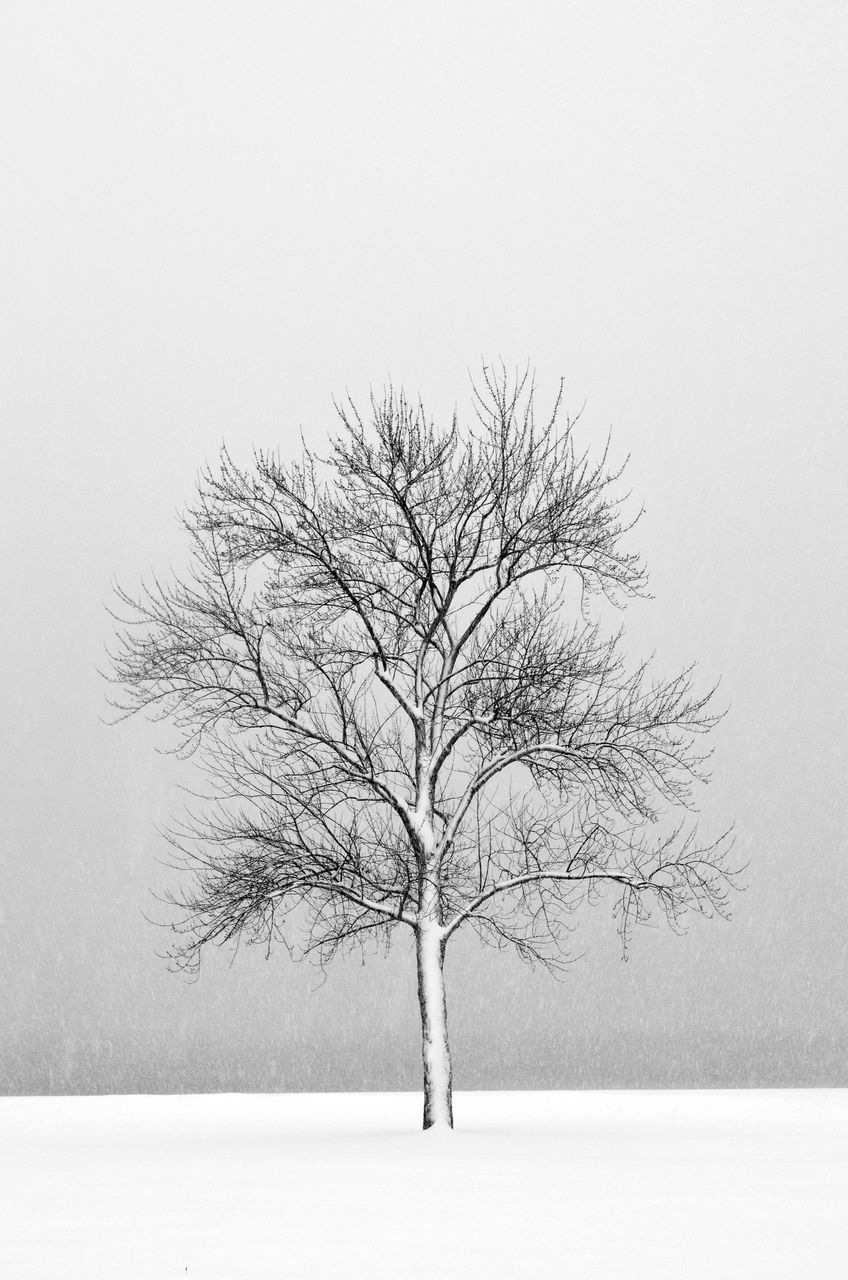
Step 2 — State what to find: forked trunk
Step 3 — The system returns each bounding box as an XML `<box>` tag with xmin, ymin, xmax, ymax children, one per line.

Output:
<box><xmin>415</xmin><ymin>922</ymin><xmax>453</xmax><ymax>1129</ymax></box>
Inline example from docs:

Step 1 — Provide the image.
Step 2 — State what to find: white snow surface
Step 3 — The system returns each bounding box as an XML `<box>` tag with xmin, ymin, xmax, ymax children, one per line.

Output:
<box><xmin>2</xmin><ymin>1089</ymin><xmax>846</xmax><ymax>1278</ymax></box>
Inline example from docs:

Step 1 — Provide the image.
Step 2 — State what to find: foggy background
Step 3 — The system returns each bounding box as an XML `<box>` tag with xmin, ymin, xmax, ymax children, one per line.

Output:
<box><xmin>2</xmin><ymin>1</ymin><xmax>846</xmax><ymax>1094</ymax></box>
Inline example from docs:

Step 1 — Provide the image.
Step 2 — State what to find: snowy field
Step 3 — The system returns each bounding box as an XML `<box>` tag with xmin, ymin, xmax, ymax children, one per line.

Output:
<box><xmin>2</xmin><ymin>1089</ymin><xmax>846</xmax><ymax>1279</ymax></box>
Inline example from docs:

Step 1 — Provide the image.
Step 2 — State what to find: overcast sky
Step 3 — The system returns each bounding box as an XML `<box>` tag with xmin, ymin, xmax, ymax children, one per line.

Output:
<box><xmin>2</xmin><ymin>1</ymin><xmax>847</xmax><ymax>1094</ymax></box>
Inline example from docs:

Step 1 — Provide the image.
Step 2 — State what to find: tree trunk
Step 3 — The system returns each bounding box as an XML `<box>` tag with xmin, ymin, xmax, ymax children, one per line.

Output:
<box><xmin>415</xmin><ymin>922</ymin><xmax>453</xmax><ymax>1129</ymax></box>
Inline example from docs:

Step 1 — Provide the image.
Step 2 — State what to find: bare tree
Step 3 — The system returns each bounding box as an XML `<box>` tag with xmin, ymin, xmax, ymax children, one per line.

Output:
<box><xmin>108</xmin><ymin>366</ymin><xmax>738</xmax><ymax>1129</ymax></box>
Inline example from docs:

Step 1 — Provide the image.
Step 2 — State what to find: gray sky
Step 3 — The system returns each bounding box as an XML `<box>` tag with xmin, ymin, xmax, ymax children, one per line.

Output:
<box><xmin>2</xmin><ymin>0</ymin><xmax>847</xmax><ymax>1094</ymax></box>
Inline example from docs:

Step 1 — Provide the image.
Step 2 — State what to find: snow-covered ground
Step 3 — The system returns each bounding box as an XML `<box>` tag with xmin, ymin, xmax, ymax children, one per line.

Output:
<box><xmin>2</xmin><ymin>1089</ymin><xmax>846</xmax><ymax>1278</ymax></box>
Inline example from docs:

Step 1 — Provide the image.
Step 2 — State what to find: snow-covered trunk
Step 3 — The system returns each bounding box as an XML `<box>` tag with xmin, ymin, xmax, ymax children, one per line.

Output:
<box><xmin>415</xmin><ymin>914</ymin><xmax>453</xmax><ymax>1130</ymax></box>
